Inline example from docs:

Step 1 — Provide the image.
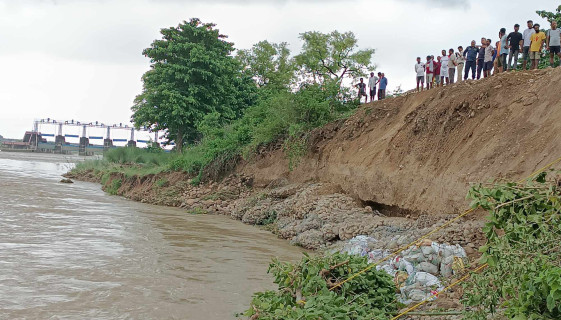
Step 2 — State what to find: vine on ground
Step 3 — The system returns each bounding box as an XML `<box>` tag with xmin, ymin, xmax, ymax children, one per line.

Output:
<box><xmin>462</xmin><ymin>172</ymin><xmax>561</xmax><ymax>319</ymax></box>
<box><xmin>242</xmin><ymin>252</ymin><xmax>396</xmax><ymax>319</ymax></box>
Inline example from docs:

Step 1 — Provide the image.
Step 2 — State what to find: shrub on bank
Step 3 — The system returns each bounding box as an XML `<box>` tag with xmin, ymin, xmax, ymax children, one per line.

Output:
<box><xmin>463</xmin><ymin>173</ymin><xmax>561</xmax><ymax>319</ymax></box>
<box><xmin>242</xmin><ymin>252</ymin><xmax>396</xmax><ymax>320</ymax></box>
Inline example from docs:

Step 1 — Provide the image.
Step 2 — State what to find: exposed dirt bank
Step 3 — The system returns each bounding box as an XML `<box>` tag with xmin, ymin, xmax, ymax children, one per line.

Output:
<box><xmin>65</xmin><ymin>69</ymin><xmax>561</xmax><ymax>252</ymax></box>
<box><xmin>65</xmin><ymin>169</ymin><xmax>485</xmax><ymax>254</ymax></box>
<box><xmin>239</xmin><ymin>68</ymin><xmax>561</xmax><ymax>215</ymax></box>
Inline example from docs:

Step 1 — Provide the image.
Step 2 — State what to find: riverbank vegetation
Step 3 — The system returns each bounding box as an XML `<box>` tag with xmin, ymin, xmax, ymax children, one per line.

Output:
<box><xmin>71</xmin><ymin>18</ymin><xmax>375</xmax><ymax>182</ymax></box>
<box><xmin>462</xmin><ymin>173</ymin><xmax>561</xmax><ymax>319</ymax></box>
<box><xmin>241</xmin><ymin>252</ymin><xmax>396</xmax><ymax>319</ymax></box>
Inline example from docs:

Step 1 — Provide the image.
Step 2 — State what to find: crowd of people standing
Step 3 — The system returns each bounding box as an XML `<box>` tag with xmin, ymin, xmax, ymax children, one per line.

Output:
<box><xmin>355</xmin><ymin>19</ymin><xmax>560</xmax><ymax>103</ymax></box>
<box><xmin>357</xmin><ymin>72</ymin><xmax>388</xmax><ymax>103</ymax></box>
<box><xmin>413</xmin><ymin>19</ymin><xmax>561</xmax><ymax>92</ymax></box>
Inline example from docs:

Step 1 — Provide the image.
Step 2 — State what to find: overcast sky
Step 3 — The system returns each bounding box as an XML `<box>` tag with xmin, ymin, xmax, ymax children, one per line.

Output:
<box><xmin>0</xmin><ymin>0</ymin><xmax>556</xmax><ymax>139</ymax></box>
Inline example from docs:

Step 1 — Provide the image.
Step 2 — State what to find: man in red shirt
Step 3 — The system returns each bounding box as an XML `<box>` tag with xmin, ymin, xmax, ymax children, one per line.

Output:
<box><xmin>433</xmin><ymin>56</ymin><xmax>442</xmax><ymax>87</ymax></box>
<box><xmin>425</xmin><ymin>55</ymin><xmax>434</xmax><ymax>90</ymax></box>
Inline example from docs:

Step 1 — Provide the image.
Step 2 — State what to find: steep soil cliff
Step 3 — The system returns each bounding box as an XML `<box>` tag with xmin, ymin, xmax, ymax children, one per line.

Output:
<box><xmin>239</xmin><ymin>68</ymin><xmax>561</xmax><ymax>215</ymax></box>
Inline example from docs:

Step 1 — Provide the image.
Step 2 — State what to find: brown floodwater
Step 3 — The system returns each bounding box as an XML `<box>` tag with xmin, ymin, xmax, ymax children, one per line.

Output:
<box><xmin>0</xmin><ymin>151</ymin><xmax>304</xmax><ymax>319</ymax></box>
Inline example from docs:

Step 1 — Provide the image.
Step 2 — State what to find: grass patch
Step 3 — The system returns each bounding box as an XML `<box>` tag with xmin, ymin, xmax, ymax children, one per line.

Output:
<box><xmin>155</xmin><ymin>178</ymin><xmax>169</xmax><ymax>188</ymax></box>
<box><xmin>187</xmin><ymin>207</ymin><xmax>208</xmax><ymax>215</ymax></box>
<box><xmin>106</xmin><ymin>178</ymin><xmax>122</xmax><ymax>195</ymax></box>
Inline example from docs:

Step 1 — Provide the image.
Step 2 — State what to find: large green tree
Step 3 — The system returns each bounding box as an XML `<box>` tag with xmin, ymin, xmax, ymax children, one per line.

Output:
<box><xmin>131</xmin><ymin>18</ymin><xmax>255</xmax><ymax>151</ymax></box>
<box><xmin>294</xmin><ymin>31</ymin><xmax>375</xmax><ymax>86</ymax></box>
<box><xmin>236</xmin><ymin>41</ymin><xmax>295</xmax><ymax>93</ymax></box>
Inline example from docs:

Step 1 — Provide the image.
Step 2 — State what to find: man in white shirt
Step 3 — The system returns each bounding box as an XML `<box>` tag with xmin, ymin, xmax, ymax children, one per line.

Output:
<box><xmin>448</xmin><ymin>48</ymin><xmax>458</xmax><ymax>84</ymax></box>
<box><xmin>414</xmin><ymin>57</ymin><xmax>425</xmax><ymax>92</ymax></box>
<box><xmin>522</xmin><ymin>20</ymin><xmax>536</xmax><ymax>70</ymax></box>
<box><xmin>368</xmin><ymin>72</ymin><xmax>379</xmax><ymax>102</ymax></box>
<box><xmin>440</xmin><ymin>49</ymin><xmax>450</xmax><ymax>86</ymax></box>
<box><xmin>483</xmin><ymin>38</ymin><xmax>495</xmax><ymax>78</ymax></box>
<box><xmin>456</xmin><ymin>46</ymin><xmax>466</xmax><ymax>82</ymax></box>
<box><xmin>546</xmin><ymin>20</ymin><xmax>561</xmax><ymax>68</ymax></box>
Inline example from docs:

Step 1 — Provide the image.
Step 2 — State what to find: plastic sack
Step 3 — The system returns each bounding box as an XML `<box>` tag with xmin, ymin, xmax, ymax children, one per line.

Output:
<box><xmin>417</xmin><ymin>262</ymin><xmax>439</xmax><ymax>275</ymax></box>
<box><xmin>413</xmin><ymin>272</ymin><xmax>442</xmax><ymax>289</ymax></box>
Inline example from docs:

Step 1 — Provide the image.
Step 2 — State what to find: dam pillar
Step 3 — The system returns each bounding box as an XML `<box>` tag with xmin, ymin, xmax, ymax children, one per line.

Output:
<box><xmin>103</xmin><ymin>127</ymin><xmax>113</xmax><ymax>151</ymax></box>
<box><xmin>55</xmin><ymin>123</ymin><xmax>65</xmax><ymax>154</ymax></box>
<box><xmin>79</xmin><ymin>125</ymin><xmax>89</xmax><ymax>156</ymax></box>
<box><xmin>127</xmin><ymin>128</ymin><xmax>136</xmax><ymax>147</ymax></box>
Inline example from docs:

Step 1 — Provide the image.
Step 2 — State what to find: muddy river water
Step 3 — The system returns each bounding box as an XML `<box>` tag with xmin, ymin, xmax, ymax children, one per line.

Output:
<box><xmin>0</xmin><ymin>152</ymin><xmax>303</xmax><ymax>319</ymax></box>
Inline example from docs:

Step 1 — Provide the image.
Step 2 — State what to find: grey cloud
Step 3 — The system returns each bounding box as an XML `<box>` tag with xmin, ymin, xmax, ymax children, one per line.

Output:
<box><xmin>398</xmin><ymin>0</ymin><xmax>470</xmax><ymax>9</ymax></box>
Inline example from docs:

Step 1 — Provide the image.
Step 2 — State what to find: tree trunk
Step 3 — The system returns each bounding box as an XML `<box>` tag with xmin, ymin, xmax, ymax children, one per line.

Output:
<box><xmin>176</xmin><ymin>127</ymin><xmax>183</xmax><ymax>153</ymax></box>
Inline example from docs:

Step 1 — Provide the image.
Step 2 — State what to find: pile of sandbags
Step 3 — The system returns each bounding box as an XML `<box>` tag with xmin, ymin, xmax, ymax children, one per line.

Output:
<box><xmin>340</xmin><ymin>236</ymin><xmax>467</xmax><ymax>304</ymax></box>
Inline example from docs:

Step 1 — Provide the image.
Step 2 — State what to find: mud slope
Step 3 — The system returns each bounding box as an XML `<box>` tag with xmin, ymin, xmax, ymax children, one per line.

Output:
<box><xmin>239</xmin><ymin>68</ymin><xmax>561</xmax><ymax>215</ymax></box>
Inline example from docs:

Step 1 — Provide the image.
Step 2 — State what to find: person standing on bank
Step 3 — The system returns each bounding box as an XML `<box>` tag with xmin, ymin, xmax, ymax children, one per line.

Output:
<box><xmin>440</xmin><ymin>50</ymin><xmax>450</xmax><ymax>86</ymax></box>
<box><xmin>522</xmin><ymin>20</ymin><xmax>536</xmax><ymax>70</ymax></box>
<box><xmin>368</xmin><ymin>72</ymin><xmax>379</xmax><ymax>102</ymax></box>
<box><xmin>546</xmin><ymin>20</ymin><xmax>561</xmax><ymax>68</ymax></box>
<box><xmin>456</xmin><ymin>46</ymin><xmax>465</xmax><ymax>82</ymax></box>
<box><xmin>463</xmin><ymin>40</ymin><xmax>479</xmax><ymax>80</ymax></box>
<box><xmin>484</xmin><ymin>38</ymin><xmax>495</xmax><ymax>78</ymax></box>
<box><xmin>499</xmin><ymin>28</ymin><xmax>509</xmax><ymax>73</ymax></box>
<box><xmin>476</xmin><ymin>37</ymin><xmax>486</xmax><ymax>79</ymax></box>
<box><xmin>530</xmin><ymin>24</ymin><xmax>546</xmax><ymax>69</ymax></box>
<box><xmin>506</xmin><ymin>24</ymin><xmax>523</xmax><ymax>71</ymax></box>
<box><xmin>356</xmin><ymin>78</ymin><xmax>367</xmax><ymax>103</ymax></box>
<box><xmin>426</xmin><ymin>55</ymin><xmax>434</xmax><ymax>90</ymax></box>
<box><xmin>415</xmin><ymin>57</ymin><xmax>425</xmax><ymax>92</ymax></box>
<box><xmin>378</xmin><ymin>73</ymin><xmax>388</xmax><ymax>100</ymax></box>
<box><xmin>448</xmin><ymin>48</ymin><xmax>458</xmax><ymax>84</ymax></box>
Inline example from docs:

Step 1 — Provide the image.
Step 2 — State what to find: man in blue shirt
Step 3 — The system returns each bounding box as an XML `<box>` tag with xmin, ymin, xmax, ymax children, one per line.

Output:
<box><xmin>463</xmin><ymin>40</ymin><xmax>479</xmax><ymax>80</ymax></box>
<box><xmin>378</xmin><ymin>73</ymin><xmax>388</xmax><ymax>100</ymax></box>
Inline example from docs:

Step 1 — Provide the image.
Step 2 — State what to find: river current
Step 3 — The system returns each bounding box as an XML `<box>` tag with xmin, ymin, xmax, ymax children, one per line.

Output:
<box><xmin>0</xmin><ymin>152</ymin><xmax>303</xmax><ymax>319</ymax></box>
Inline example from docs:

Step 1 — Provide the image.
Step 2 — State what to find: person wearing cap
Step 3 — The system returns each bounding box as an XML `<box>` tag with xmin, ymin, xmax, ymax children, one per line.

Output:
<box><xmin>546</xmin><ymin>20</ymin><xmax>561</xmax><ymax>68</ymax></box>
<box><xmin>456</xmin><ymin>46</ymin><xmax>465</xmax><ymax>82</ymax></box>
<box><xmin>530</xmin><ymin>24</ymin><xmax>546</xmax><ymax>69</ymax></box>
<box><xmin>414</xmin><ymin>57</ymin><xmax>425</xmax><ymax>92</ymax></box>
<box><xmin>522</xmin><ymin>20</ymin><xmax>536</xmax><ymax>70</ymax></box>
<box><xmin>506</xmin><ymin>24</ymin><xmax>523</xmax><ymax>71</ymax></box>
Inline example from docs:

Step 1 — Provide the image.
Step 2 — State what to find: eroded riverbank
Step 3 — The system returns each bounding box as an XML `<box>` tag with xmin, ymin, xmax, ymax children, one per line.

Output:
<box><xmin>66</xmin><ymin>168</ymin><xmax>486</xmax><ymax>255</ymax></box>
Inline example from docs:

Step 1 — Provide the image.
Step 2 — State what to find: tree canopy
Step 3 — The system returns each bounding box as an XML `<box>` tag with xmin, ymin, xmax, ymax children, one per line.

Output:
<box><xmin>236</xmin><ymin>40</ymin><xmax>295</xmax><ymax>93</ymax></box>
<box><xmin>131</xmin><ymin>18</ymin><xmax>255</xmax><ymax>151</ymax></box>
<box><xmin>295</xmin><ymin>30</ymin><xmax>375</xmax><ymax>85</ymax></box>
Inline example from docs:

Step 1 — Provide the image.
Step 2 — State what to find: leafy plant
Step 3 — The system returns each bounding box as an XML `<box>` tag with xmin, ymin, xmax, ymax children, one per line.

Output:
<box><xmin>242</xmin><ymin>252</ymin><xmax>396</xmax><ymax>319</ymax></box>
<box><xmin>462</xmin><ymin>173</ymin><xmax>561</xmax><ymax>319</ymax></box>
<box><xmin>105</xmin><ymin>178</ymin><xmax>122</xmax><ymax>195</ymax></box>
<box><xmin>155</xmin><ymin>178</ymin><xmax>169</xmax><ymax>188</ymax></box>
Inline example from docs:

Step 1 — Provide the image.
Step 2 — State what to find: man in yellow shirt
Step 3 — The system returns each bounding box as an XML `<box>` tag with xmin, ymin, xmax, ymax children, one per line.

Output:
<box><xmin>530</xmin><ymin>23</ymin><xmax>546</xmax><ymax>69</ymax></box>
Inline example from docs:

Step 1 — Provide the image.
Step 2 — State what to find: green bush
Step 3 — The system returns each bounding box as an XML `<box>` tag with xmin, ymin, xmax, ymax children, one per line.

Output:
<box><xmin>104</xmin><ymin>147</ymin><xmax>171</xmax><ymax>166</ymax></box>
<box><xmin>165</xmin><ymin>81</ymin><xmax>358</xmax><ymax>184</ymax></box>
<box><xmin>106</xmin><ymin>178</ymin><xmax>122</xmax><ymax>195</ymax></box>
<box><xmin>463</xmin><ymin>173</ymin><xmax>561</xmax><ymax>319</ymax></box>
<box><xmin>155</xmin><ymin>178</ymin><xmax>168</xmax><ymax>188</ymax></box>
<box><xmin>242</xmin><ymin>252</ymin><xmax>396</xmax><ymax>319</ymax></box>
